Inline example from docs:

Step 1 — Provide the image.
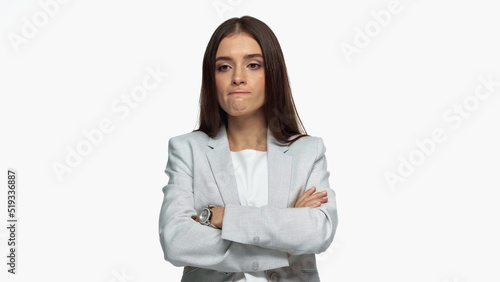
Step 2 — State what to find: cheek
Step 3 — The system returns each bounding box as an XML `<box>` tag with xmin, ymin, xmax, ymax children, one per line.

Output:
<box><xmin>256</xmin><ymin>73</ymin><xmax>266</xmax><ymax>95</ymax></box>
<box><xmin>215</xmin><ymin>75</ymin><xmax>224</xmax><ymax>92</ymax></box>
<box><xmin>215</xmin><ymin>75</ymin><xmax>224</xmax><ymax>100</ymax></box>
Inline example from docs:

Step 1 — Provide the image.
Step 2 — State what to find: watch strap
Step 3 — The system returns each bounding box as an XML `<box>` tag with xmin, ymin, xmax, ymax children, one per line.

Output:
<box><xmin>201</xmin><ymin>205</ymin><xmax>218</xmax><ymax>229</ymax></box>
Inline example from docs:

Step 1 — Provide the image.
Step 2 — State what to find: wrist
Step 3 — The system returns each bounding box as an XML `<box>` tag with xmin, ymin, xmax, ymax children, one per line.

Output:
<box><xmin>199</xmin><ymin>205</ymin><xmax>217</xmax><ymax>228</ymax></box>
<box><xmin>212</xmin><ymin>207</ymin><xmax>224</xmax><ymax>229</ymax></box>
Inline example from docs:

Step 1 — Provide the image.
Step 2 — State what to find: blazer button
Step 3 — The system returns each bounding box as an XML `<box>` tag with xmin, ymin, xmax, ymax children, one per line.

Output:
<box><xmin>252</xmin><ymin>261</ymin><xmax>259</xmax><ymax>271</ymax></box>
<box><xmin>253</xmin><ymin>236</ymin><xmax>260</xmax><ymax>244</ymax></box>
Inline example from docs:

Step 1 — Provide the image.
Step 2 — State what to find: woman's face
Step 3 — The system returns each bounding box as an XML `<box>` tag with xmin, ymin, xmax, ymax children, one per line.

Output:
<box><xmin>215</xmin><ymin>33</ymin><xmax>265</xmax><ymax>118</ymax></box>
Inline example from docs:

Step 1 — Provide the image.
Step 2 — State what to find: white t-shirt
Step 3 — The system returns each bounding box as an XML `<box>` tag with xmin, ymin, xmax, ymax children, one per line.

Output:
<box><xmin>230</xmin><ymin>149</ymin><xmax>269</xmax><ymax>282</ymax></box>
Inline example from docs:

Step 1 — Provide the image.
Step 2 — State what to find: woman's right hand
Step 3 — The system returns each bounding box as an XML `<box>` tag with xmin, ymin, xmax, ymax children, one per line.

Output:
<box><xmin>294</xmin><ymin>186</ymin><xmax>328</xmax><ymax>208</ymax></box>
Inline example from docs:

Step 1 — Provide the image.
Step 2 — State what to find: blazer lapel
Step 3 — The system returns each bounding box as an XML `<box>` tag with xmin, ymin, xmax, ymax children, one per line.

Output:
<box><xmin>266</xmin><ymin>127</ymin><xmax>293</xmax><ymax>208</ymax></box>
<box><xmin>205</xmin><ymin>126</ymin><xmax>293</xmax><ymax>208</ymax></box>
<box><xmin>205</xmin><ymin>126</ymin><xmax>241</xmax><ymax>206</ymax></box>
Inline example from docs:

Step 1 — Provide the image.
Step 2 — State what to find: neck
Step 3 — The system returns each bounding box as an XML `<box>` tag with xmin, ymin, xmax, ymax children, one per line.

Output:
<box><xmin>227</xmin><ymin>109</ymin><xmax>267</xmax><ymax>152</ymax></box>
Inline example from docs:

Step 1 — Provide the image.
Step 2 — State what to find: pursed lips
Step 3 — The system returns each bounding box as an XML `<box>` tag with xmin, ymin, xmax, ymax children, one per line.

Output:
<box><xmin>228</xmin><ymin>91</ymin><xmax>250</xmax><ymax>95</ymax></box>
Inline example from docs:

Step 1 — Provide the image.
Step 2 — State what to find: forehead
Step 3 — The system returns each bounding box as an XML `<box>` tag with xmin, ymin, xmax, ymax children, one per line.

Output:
<box><xmin>216</xmin><ymin>33</ymin><xmax>262</xmax><ymax>57</ymax></box>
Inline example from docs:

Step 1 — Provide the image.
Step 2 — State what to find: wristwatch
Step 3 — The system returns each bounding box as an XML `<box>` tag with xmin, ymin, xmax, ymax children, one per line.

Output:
<box><xmin>199</xmin><ymin>205</ymin><xmax>217</xmax><ymax>228</ymax></box>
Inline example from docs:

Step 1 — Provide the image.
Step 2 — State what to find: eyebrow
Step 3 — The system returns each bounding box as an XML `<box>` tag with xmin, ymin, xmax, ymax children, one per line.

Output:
<box><xmin>215</xmin><ymin>53</ymin><xmax>263</xmax><ymax>62</ymax></box>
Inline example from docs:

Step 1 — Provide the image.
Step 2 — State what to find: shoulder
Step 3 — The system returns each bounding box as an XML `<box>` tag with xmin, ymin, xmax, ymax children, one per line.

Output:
<box><xmin>167</xmin><ymin>130</ymin><xmax>210</xmax><ymax>153</ymax></box>
<box><xmin>289</xmin><ymin>135</ymin><xmax>326</xmax><ymax>150</ymax></box>
<box><xmin>169</xmin><ymin>130</ymin><xmax>209</xmax><ymax>144</ymax></box>
<box><xmin>287</xmin><ymin>135</ymin><xmax>327</xmax><ymax>157</ymax></box>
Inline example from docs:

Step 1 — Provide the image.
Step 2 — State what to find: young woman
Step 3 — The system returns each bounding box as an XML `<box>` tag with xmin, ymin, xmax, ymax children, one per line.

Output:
<box><xmin>159</xmin><ymin>16</ymin><xmax>338</xmax><ymax>282</ymax></box>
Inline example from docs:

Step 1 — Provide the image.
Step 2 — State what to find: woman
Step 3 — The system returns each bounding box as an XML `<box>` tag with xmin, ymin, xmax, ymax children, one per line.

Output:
<box><xmin>159</xmin><ymin>16</ymin><xmax>338</xmax><ymax>282</ymax></box>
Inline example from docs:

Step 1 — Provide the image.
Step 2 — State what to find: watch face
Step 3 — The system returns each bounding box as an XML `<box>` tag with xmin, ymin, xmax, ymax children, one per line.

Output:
<box><xmin>199</xmin><ymin>209</ymin><xmax>209</xmax><ymax>223</ymax></box>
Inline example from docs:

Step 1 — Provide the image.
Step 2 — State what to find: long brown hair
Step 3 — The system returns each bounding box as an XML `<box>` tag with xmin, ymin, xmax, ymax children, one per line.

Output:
<box><xmin>195</xmin><ymin>16</ymin><xmax>307</xmax><ymax>144</ymax></box>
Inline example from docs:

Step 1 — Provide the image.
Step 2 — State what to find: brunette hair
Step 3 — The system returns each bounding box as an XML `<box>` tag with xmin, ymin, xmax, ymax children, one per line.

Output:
<box><xmin>195</xmin><ymin>16</ymin><xmax>307</xmax><ymax>144</ymax></box>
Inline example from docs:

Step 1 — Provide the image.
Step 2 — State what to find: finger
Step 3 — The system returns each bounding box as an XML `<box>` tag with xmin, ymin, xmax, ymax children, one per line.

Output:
<box><xmin>302</xmin><ymin>199</ymin><xmax>319</xmax><ymax>208</ymax></box>
<box><xmin>314</xmin><ymin>190</ymin><xmax>327</xmax><ymax>197</ymax></box>
<box><xmin>295</xmin><ymin>188</ymin><xmax>327</xmax><ymax>208</ymax></box>
<box><xmin>296</xmin><ymin>188</ymin><xmax>322</xmax><ymax>208</ymax></box>
<box><xmin>305</xmin><ymin>201</ymin><xmax>322</xmax><ymax>208</ymax></box>
<box><xmin>308</xmin><ymin>190</ymin><xmax>328</xmax><ymax>202</ymax></box>
<box><xmin>295</xmin><ymin>187</ymin><xmax>316</xmax><ymax>207</ymax></box>
<box><xmin>301</xmin><ymin>190</ymin><xmax>327</xmax><ymax>203</ymax></box>
<box><xmin>302</xmin><ymin>195</ymin><xmax>328</xmax><ymax>208</ymax></box>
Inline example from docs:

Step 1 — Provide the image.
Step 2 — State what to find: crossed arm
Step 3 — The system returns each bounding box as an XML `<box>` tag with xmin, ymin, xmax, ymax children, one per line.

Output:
<box><xmin>158</xmin><ymin>137</ymin><xmax>338</xmax><ymax>272</ymax></box>
<box><xmin>194</xmin><ymin>186</ymin><xmax>329</xmax><ymax>258</ymax></box>
<box><xmin>197</xmin><ymin>186</ymin><xmax>328</xmax><ymax>228</ymax></box>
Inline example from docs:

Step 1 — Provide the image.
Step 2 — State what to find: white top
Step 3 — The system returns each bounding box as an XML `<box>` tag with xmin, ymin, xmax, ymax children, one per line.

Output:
<box><xmin>230</xmin><ymin>149</ymin><xmax>269</xmax><ymax>282</ymax></box>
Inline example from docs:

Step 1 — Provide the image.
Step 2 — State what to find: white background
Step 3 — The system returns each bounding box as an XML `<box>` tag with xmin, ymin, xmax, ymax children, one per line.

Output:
<box><xmin>1</xmin><ymin>0</ymin><xmax>499</xmax><ymax>281</ymax></box>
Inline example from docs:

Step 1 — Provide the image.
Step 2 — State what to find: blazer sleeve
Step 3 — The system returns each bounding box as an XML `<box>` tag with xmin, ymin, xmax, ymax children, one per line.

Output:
<box><xmin>158</xmin><ymin>137</ymin><xmax>289</xmax><ymax>272</ymax></box>
<box><xmin>221</xmin><ymin>137</ymin><xmax>338</xmax><ymax>255</ymax></box>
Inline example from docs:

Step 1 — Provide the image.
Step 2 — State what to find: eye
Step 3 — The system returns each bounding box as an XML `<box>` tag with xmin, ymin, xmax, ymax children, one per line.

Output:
<box><xmin>216</xmin><ymin>64</ymin><xmax>231</xmax><ymax>72</ymax></box>
<box><xmin>248</xmin><ymin>63</ymin><xmax>261</xmax><ymax>70</ymax></box>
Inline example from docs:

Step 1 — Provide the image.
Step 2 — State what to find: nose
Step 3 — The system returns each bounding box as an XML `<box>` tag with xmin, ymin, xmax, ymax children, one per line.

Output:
<box><xmin>231</xmin><ymin>66</ymin><xmax>246</xmax><ymax>86</ymax></box>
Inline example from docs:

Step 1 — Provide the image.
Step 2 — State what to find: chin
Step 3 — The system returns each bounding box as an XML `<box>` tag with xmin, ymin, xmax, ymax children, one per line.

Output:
<box><xmin>227</xmin><ymin>111</ymin><xmax>248</xmax><ymax>117</ymax></box>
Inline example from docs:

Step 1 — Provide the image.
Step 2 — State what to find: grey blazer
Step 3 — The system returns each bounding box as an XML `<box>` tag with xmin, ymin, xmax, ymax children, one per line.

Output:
<box><xmin>158</xmin><ymin>126</ymin><xmax>338</xmax><ymax>282</ymax></box>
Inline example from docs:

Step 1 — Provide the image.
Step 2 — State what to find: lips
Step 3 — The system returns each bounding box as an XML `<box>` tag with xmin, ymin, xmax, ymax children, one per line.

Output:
<box><xmin>228</xmin><ymin>91</ymin><xmax>250</xmax><ymax>95</ymax></box>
